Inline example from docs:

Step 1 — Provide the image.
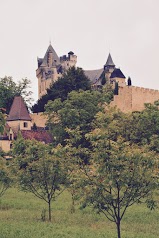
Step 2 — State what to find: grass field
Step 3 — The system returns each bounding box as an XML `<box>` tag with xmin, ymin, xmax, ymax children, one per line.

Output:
<box><xmin>0</xmin><ymin>188</ymin><xmax>159</xmax><ymax>238</ymax></box>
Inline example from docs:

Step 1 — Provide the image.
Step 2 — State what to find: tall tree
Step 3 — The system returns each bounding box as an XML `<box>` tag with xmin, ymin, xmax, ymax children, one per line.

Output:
<box><xmin>32</xmin><ymin>67</ymin><xmax>91</xmax><ymax>112</ymax></box>
<box><xmin>124</xmin><ymin>101</ymin><xmax>159</xmax><ymax>145</ymax></box>
<box><xmin>0</xmin><ymin>154</ymin><xmax>12</xmax><ymax>198</ymax></box>
<box><xmin>12</xmin><ymin>137</ymin><xmax>69</xmax><ymax>221</ymax></box>
<box><xmin>0</xmin><ymin>111</ymin><xmax>5</xmax><ymax>134</ymax></box>
<box><xmin>66</xmin><ymin>106</ymin><xmax>157</xmax><ymax>238</ymax></box>
<box><xmin>0</xmin><ymin>76</ymin><xmax>32</xmax><ymax>113</ymax></box>
<box><xmin>45</xmin><ymin>88</ymin><xmax>113</xmax><ymax>149</ymax></box>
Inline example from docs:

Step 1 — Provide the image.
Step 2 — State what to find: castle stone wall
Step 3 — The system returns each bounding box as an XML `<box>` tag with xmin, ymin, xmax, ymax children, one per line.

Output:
<box><xmin>0</xmin><ymin>140</ymin><xmax>11</xmax><ymax>152</ymax></box>
<box><xmin>111</xmin><ymin>86</ymin><xmax>159</xmax><ymax>112</ymax></box>
<box><xmin>30</xmin><ymin>113</ymin><xmax>47</xmax><ymax>128</ymax></box>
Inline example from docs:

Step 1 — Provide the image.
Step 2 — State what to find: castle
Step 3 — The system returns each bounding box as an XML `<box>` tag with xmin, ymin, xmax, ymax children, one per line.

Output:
<box><xmin>1</xmin><ymin>44</ymin><xmax>159</xmax><ymax>152</ymax></box>
<box><xmin>37</xmin><ymin>44</ymin><xmax>159</xmax><ymax>113</ymax></box>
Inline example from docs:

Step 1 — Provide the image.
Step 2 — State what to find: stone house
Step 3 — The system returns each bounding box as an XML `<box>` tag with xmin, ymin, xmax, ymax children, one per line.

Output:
<box><xmin>0</xmin><ymin>96</ymin><xmax>52</xmax><ymax>152</ymax></box>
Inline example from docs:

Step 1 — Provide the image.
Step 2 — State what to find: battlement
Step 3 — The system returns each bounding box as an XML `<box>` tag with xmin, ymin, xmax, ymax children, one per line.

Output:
<box><xmin>60</xmin><ymin>51</ymin><xmax>77</xmax><ymax>63</ymax></box>
<box><xmin>131</xmin><ymin>86</ymin><xmax>159</xmax><ymax>94</ymax></box>
<box><xmin>111</xmin><ymin>85</ymin><xmax>159</xmax><ymax>113</ymax></box>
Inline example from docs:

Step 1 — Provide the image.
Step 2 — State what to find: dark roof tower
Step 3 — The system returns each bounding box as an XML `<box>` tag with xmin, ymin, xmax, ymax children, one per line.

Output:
<box><xmin>37</xmin><ymin>44</ymin><xmax>60</xmax><ymax>67</ymax></box>
<box><xmin>40</xmin><ymin>44</ymin><xmax>60</xmax><ymax>67</ymax></box>
<box><xmin>110</xmin><ymin>68</ymin><xmax>126</xmax><ymax>79</ymax></box>
<box><xmin>7</xmin><ymin>96</ymin><xmax>31</xmax><ymax>121</ymax></box>
<box><xmin>105</xmin><ymin>53</ymin><xmax>115</xmax><ymax>67</ymax></box>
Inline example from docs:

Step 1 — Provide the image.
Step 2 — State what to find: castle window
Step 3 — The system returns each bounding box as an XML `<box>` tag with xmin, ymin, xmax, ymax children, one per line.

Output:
<box><xmin>24</xmin><ymin>122</ymin><xmax>28</xmax><ymax>128</ymax></box>
<box><xmin>10</xmin><ymin>134</ymin><xmax>13</xmax><ymax>140</ymax></box>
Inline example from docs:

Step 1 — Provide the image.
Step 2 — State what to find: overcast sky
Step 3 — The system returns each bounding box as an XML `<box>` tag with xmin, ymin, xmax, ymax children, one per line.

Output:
<box><xmin>0</xmin><ymin>0</ymin><xmax>159</xmax><ymax>102</ymax></box>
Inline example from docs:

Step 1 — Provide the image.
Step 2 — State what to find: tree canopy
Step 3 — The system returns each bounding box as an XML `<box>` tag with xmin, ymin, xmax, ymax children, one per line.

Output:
<box><xmin>12</xmin><ymin>137</ymin><xmax>69</xmax><ymax>221</ymax></box>
<box><xmin>0</xmin><ymin>76</ymin><xmax>32</xmax><ymax>113</ymax></box>
<box><xmin>45</xmin><ymin>87</ymin><xmax>113</xmax><ymax>149</ymax></box>
<box><xmin>0</xmin><ymin>154</ymin><xmax>12</xmax><ymax>198</ymax></box>
<box><xmin>32</xmin><ymin>67</ymin><xmax>91</xmax><ymax>113</ymax></box>
<box><xmin>64</xmin><ymin>106</ymin><xmax>158</xmax><ymax>238</ymax></box>
<box><xmin>0</xmin><ymin>111</ymin><xmax>5</xmax><ymax>134</ymax></box>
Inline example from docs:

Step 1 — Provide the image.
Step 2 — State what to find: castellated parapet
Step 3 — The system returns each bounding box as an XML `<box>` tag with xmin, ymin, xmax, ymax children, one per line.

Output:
<box><xmin>111</xmin><ymin>86</ymin><xmax>159</xmax><ymax>113</ymax></box>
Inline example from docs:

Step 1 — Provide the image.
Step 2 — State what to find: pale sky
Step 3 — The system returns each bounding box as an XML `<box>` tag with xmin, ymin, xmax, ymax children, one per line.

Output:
<box><xmin>0</xmin><ymin>0</ymin><xmax>159</xmax><ymax>103</ymax></box>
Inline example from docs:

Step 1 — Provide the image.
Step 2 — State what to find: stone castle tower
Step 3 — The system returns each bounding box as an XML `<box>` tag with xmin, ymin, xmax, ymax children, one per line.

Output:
<box><xmin>36</xmin><ymin>44</ymin><xmax>77</xmax><ymax>98</ymax></box>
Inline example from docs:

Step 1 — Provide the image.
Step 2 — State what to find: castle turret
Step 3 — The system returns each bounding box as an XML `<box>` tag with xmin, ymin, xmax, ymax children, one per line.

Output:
<box><xmin>104</xmin><ymin>53</ymin><xmax>115</xmax><ymax>71</ymax></box>
<box><xmin>36</xmin><ymin>44</ymin><xmax>61</xmax><ymax>98</ymax></box>
<box><xmin>7</xmin><ymin>96</ymin><xmax>32</xmax><ymax>133</ymax></box>
<box><xmin>60</xmin><ymin>51</ymin><xmax>77</xmax><ymax>70</ymax></box>
<box><xmin>37</xmin><ymin>44</ymin><xmax>77</xmax><ymax>99</ymax></box>
<box><xmin>104</xmin><ymin>53</ymin><xmax>115</xmax><ymax>82</ymax></box>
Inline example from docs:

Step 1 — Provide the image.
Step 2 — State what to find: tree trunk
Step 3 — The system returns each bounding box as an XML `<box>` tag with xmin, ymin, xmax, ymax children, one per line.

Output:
<box><xmin>48</xmin><ymin>200</ymin><xmax>51</xmax><ymax>221</ymax></box>
<box><xmin>116</xmin><ymin>221</ymin><xmax>121</xmax><ymax>238</ymax></box>
<box><xmin>71</xmin><ymin>192</ymin><xmax>75</xmax><ymax>213</ymax></box>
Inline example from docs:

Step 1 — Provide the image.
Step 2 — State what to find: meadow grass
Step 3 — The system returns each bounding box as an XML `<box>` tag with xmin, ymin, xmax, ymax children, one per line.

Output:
<box><xmin>0</xmin><ymin>188</ymin><xmax>159</xmax><ymax>238</ymax></box>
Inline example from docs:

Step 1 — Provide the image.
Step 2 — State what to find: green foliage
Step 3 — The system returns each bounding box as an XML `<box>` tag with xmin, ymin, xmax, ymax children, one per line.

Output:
<box><xmin>123</xmin><ymin>102</ymin><xmax>159</xmax><ymax>145</ymax></box>
<box><xmin>12</xmin><ymin>138</ymin><xmax>69</xmax><ymax>221</ymax></box>
<box><xmin>45</xmin><ymin>89</ymin><xmax>113</xmax><ymax>151</ymax></box>
<box><xmin>32</xmin><ymin>66</ymin><xmax>91</xmax><ymax>113</ymax></box>
<box><xmin>0</xmin><ymin>111</ymin><xmax>5</xmax><ymax>134</ymax></box>
<box><xmin>0</xmin><ymin>157</ymin><xmax>12</xmax><ymax>197</ymax></box>
<box><xmin>100</xmin><ymin>71</ymin><xmax>106</xmax><ymax>85</ymax></box>
<box><xmin>66</xmin><ymin>106</ymin><xmax>157</xmax><ymax>238</ymax></box>
<box><xmin>0</xmin><ymin>76</ymin><xmax>32</xmax><ymax>113</ymax></box>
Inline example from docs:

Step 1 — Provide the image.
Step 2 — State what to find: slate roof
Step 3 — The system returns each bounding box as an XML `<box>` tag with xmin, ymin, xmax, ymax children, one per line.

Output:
<box><xmin>40</xmin><ymin>44</ymin><xmax>60</xmax><ymax>67</ymax></box>
<box><xmin>110</xmin><ymin>68</ymin><xmax>126</xmax><ymax>79</ymax></box>
<box><xmin>105</xmin><ymin>53</ymin><xmax>115</xmax><ymax>67</ymax></box>
<box><xmin>21</xmin><ymin>130</ymin><xmax>53</xmax><ymax>144</ymax></box>
<box><xmin>37</xmin><ymin>58</ymin><xmax>43</xmax><ymax>67</ymax></box>
<box><xmin>84</xmin><ymin>69</ymin><xmax>103</xmax><ymax>84</ymax></box>
<box><xmin>7</xmin><ymin>96</ymin><xmax>31</xmax><ymax>121</ymax></box>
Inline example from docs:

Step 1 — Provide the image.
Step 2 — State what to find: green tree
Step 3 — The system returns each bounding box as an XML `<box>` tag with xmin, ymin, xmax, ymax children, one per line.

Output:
<box><xmin>67</xmin><ymin>107</ymin><xmax>157</xmax><ymax>238</ymax></box>
<box><xmin>124</xmin><ymin>102</ymin><xmax>159</xmax><ymax>145</ymax></box>
<box><xmin>45</xmin><ymin>89</ymin><xmax>113</xmax><ymax>149</ymax></box>
<box><xmin>0</xmin><ymin>111</ymin><xmax>5</xmax><ymax>134</ymax></box>
<box><xmin>0</xmin><ymin>156</ymin><xmax>12</xmax><ymax>198</ymax></box>
<box><xmin>0</xmin><ymin>76</ymin><xmax>32</xmax><ymax>113</ymax></box>
<box><xmin>100</xmin><ymin>71</ymin><xmax>106</xmax><ymax>85</ymax></box>
<box><xmin>12</xmin><ymin>137</ymin><xmax>68</xmax><ymax>221</ymax></box>
<box><xmin>32</xmin><ymin>66</ymin><xmax>91</xmax><ymax>112</ymax></box>
<box><xmin>13</xmin><ymin>136</ymin><xmax>67</xmax><ymax>221</ymax></box>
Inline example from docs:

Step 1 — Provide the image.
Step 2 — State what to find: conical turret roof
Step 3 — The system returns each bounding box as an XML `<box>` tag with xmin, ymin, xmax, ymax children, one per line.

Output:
<box><xmin>7</xmin><ymin>96</ymin><xmax>31</xmax><ymax>121</ymax></box>
<box><xmin>41</xmin><ymin>44</ymin><xmax>60</xmax><ymax>66</ymax></box>
<box><xmin>105</xmin><ymin>53</ymin><xmax>115</xmax><ymax>67</ymax></box>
